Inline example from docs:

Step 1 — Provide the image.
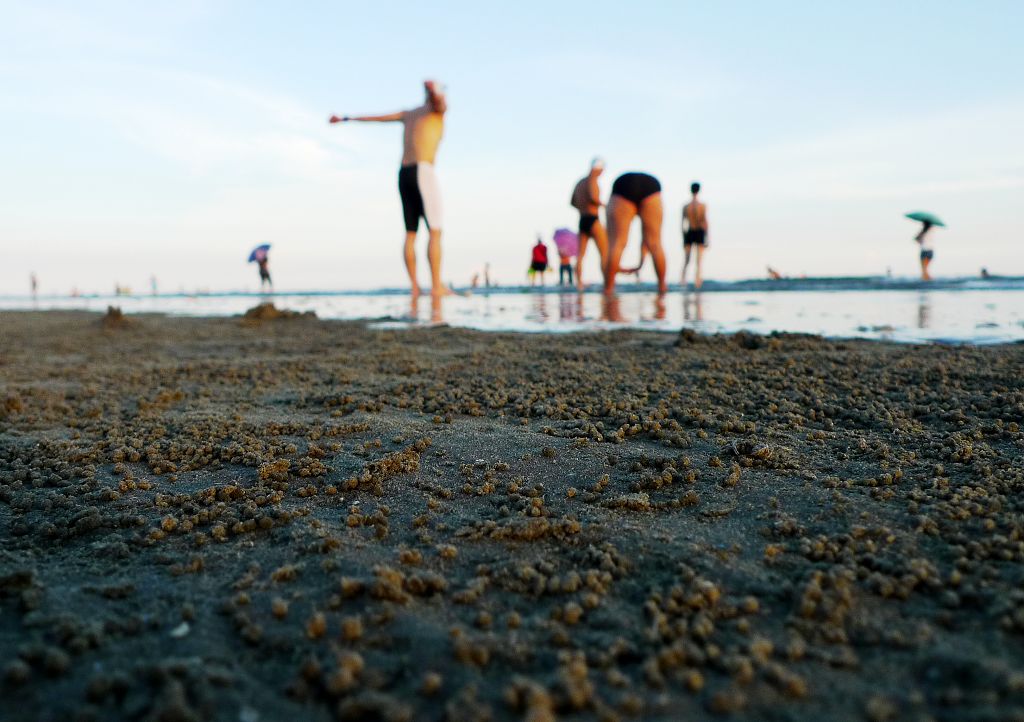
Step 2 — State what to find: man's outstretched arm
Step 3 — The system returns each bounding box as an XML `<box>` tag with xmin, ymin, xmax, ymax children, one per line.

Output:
<box><xmin>329</xmin><ymin>111</ymin><xmax>404</xmax><ymax>124</ymax></box>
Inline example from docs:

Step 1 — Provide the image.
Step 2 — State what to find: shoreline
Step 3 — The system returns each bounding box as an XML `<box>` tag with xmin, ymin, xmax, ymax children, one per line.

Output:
<box><xmin>1</xmin><ymin>312</ymin><xmax>1023</xmax><ymax>721</ymax></box>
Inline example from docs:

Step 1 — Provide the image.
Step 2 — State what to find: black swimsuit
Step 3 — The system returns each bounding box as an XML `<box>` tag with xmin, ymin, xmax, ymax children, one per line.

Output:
<box><xmin>611</xmin><ymin>172</ymin><xmax>661</xmax><ymax>205</ymax></box>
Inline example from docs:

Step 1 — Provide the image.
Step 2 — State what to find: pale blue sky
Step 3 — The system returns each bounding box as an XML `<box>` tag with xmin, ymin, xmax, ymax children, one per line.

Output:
<box><xmin>2</xmin><ymin>0</ymin><xmax>1022</xmax><ymax>294</ymax></box>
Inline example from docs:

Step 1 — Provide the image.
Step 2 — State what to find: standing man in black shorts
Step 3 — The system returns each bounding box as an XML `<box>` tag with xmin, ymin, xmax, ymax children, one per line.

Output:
<box><xmin>570</xmin><ymin>158</ymin><xmax>608</xmax><ymax>290</ymax></box>
<box><xmin>682</xmin><ymin>181</ymin><xmax>709</xmax><ymax>290</ymax></box>
<box><xmin>604</xmin><ymin>172</ymin><xmax>666</xmax><ymax>294</ymax></box>
<box><xmin>330</xmin><ymin>80</ymin><xmax>451</xmax><ymax>297</ymax></box>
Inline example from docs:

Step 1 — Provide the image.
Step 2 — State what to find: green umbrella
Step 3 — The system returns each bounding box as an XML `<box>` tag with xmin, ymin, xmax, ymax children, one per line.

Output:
<box><xmin>905</xmin><ymin>211</ymin><xmax>946</xmax><ymax>227</ymax></box>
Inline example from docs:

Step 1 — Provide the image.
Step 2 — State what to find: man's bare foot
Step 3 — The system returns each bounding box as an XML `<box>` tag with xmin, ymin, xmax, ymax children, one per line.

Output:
<box><xmin>431</xmin><ymin>285</ymin><xmax>461</xmax><ymax>298</ymax></box>
<box><xmin>411</xmin><ymin>284</ymin><xmax>421</xmax><ymax>299</ymax></box>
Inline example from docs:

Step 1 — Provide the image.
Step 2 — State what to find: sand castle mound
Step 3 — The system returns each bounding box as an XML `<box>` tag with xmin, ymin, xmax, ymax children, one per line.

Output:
<box><xmin>242</xmin><ymin>303</ymin><xmax>317</xmax><ymax>321</ymax></box>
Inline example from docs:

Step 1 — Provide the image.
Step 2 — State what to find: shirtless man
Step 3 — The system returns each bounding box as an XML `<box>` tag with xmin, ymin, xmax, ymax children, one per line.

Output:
<box><xmin>603</xmin><ymin>172</ymin><xmax>667</xmax><ymax>294</ymax></box>
<box><xmin>330</xmin><ymin>80</ymin><xmax>449</xmax><ymax>297</ymax></box>
<box><xmin>570</xmin><ymin>158</ymin><xmax>608</xmax><ymax>290</ymax></box>
<box><xmin>682</xmin><ymin>182</ymin><xmax>709</xmax><ymax>290</ymax></box>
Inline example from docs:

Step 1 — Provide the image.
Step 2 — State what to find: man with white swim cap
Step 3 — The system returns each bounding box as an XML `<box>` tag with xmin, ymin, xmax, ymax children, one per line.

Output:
<box><xmin>570</xmin><ymin>157</ymin><xmax>608</xmax><ymax>290</ymax></box>
<box><xmin>330</xmin><ymin>80</ymin><xmax>451</xmax><ymax>297</ymax></box>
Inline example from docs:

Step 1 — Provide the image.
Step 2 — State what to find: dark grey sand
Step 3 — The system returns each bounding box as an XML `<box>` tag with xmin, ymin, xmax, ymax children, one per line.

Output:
<box><xmin>1</xmin><ymin>310</ymin><xmax>1023</xmax><ymax>722</ymax></box>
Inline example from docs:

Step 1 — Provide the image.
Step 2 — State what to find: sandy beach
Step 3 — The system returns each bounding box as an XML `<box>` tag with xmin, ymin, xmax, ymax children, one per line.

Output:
<box><xmin>1</xmin><ymin>309</ymin><xmax>1023</xmax><ymax>721</ymax></box>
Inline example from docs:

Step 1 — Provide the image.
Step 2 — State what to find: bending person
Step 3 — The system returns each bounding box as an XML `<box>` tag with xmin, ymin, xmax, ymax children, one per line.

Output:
<box><xmin>570</xmin><ymin>158</ymin><xmax>608</xmax><ymax>290</ymax></box>
<box><xmin>604</xmin><ymin>172</ymin><xmax>666</xmax><ymax>294</ymax></box>
<box><xmin>330</xmin><ymin>80</ymin><xmax>451</xmax><ymax>297</ymax></box>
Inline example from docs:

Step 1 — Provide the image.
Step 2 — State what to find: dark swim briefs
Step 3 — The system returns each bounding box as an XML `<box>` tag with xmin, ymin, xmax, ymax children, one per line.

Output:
<box><xmin>684</xmin><ymin>229</ymin><xmax>706</xmax><ymax>247</ymax></box>
<box><xmin>579</xmin><ymin>214</ymin><xmax>599</xmax><ymax>236</ymax></box>
<box><xmin>398</xmin><ymin>163</ymin><xmax>443</xmax><ymax>232</ymax></box>
<box><xmin>611</xmin><ymin>172</ymin><xmax>661</xmax><ymax>206</ymax></box>
<box><xmin>531</xmin><ymin>261</ymin><xmax>548</xmax><ymax>273</ymax></box>
<box><xmin>920</xmin><ymin>250</ymin><xmax>934</xmax><ymax>261</ymax></box>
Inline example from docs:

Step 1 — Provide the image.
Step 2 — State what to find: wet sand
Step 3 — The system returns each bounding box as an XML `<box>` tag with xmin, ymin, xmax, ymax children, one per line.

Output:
<box><xmin>1</xmin><ymin>310</ymin><xmax>1023</xmax><ymax>721</ymax></box>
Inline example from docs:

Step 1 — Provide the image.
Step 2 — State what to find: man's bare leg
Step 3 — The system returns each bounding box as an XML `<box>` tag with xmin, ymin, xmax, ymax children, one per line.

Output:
<box><xmin>404</xmin><ymin>231</ymin><xmax>420</xmax><ymax>296</ymax></box>
<box><xmin>604</xmin><ymin>197</ymin><xmax>636</xmax><ymax>294</ymax></box>
<box><xmin>639</xmin><ymin>193</ymin><xmax>666</xmax><ymax>294</ymax></box>
<box><xmin>682</xmin><ymin>245</ymin><xmax>692</xmax><ymax>286</ymax></box>
<box><xmin>694</xmin><ymin>245</ymin><xmax>705</xmax><ymax>290</ymax></box>
<box><xmin>921</xmin><ymin>256</ymin><xmax>932</xmax><ymax>281</ymax></box>
<box><xmin>427</xmin><ymin>228</ymin><xmax>453</xmax><ymax>296</ymax></box>
<box><xmin>576</xmin><ymin>233</ymin><xmax>590</xmax><ymax>290</ymax></box>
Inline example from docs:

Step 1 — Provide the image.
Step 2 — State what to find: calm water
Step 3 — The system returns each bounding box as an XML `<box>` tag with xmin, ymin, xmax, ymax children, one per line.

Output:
<box><xmin>4</xmin><ymin>279</ymin><xmax>1024</xmax><ymax>344</ymax></box>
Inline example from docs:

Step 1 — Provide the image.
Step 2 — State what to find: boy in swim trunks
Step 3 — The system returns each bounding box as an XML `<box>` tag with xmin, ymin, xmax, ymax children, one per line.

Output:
<box><xmin>330</xmin><ymin>80</ymin><xmax>451</xmax><ymax>297</ymax></box>
<box><xmin>570</xmin><ymin>158</ymin><xmax>608</xmax><ymax>290</ymax></box>
<box><xmin>603</xmin><ymin>172</ymin><xmax>667</xmax><ymax>294</ymax></box>
<box><xmin>682</xmin><ymin>181</ymin><xmax>708</xmax><ymax>290</ymax></box>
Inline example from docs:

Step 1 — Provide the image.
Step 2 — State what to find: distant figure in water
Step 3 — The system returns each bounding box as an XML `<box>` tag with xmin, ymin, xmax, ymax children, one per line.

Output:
<box><xmin>682</xmin><ymin>182</ymin><xmax>709</xmax><ymax>290</ymax></box>
<box><xmin>150</xmin><ymin>276</ymin><xmax>158</xmax><ymax>296</ymax></box>
<box><xmin>915</xmin><ymin>221</ymin><xmax>935</xmax><ymax>281</ymax></box>
<box><xmin>570</xmin><ymin>158</ymin><xmax>608</xmax><ymax>290</ymax></box>
<box><xmin>767</xmin><ymin>266</ymin><xmax>783</xmax><ymax>280</ymax></box>
<box><xmin>604</xmin><ymin>172</ymin><xmax>666</xmax><ymax>294</ymax></box>
<box><xmin>30</xmin><ymin>272</ymin><xmax>38</xmax><ymax>299</ymax></box>
<box><xmin>980</xmin><ymin>267</ymin><xmax>991</xmax><ymax>279</ymax></box>
<box><xmin>330</xmin><ymin>80</ymin><xmax>451</xmax><ymax>298</ymax></box>
<box><xmin>470</xmin><ymin>272</ymin><xmax>480</xmax><ymax>289</ymax></box>
<box><xmin>484</xmin><ymin>263</ymin><xmax>492</xmax><ymax>289</ymax></box>
<box><xmin>558</xmin><ymin>251</ymin><xmax>574</xmax><ymax>287</ymax></box>
<box><xmin>257</xmin><ymin>254</ymin><xmax>272</xmax><ymax>291</ymax></box>
<box><xmin>530</xmin><ymin>236</ymin><xmax>549</xmax><ymax>287</ymax></box>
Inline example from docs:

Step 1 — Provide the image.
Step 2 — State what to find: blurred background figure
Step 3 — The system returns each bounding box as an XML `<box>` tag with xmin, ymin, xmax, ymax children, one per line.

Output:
<box><xmin>150</xmin><ymin>275</ymin><xmax>158</xmax><ymax>296</ymax></box>
<box><xmin>330</xmin><ymin>80</ymin><xmax>449</xmax><ymax>297</ymax></box>
<box><xmin>484</xmin><ymin>263</ymin><xmax>492</xmax><ymax>289</ymax></box>
<box><xmin>767</xmin><ymin>266</ymin><xmax>784</xmax><ymax>280</ymax></box>
<box><xmin>553</xmin><ymin>228</ymin><xmax>579</xmax><ymax>288</ymax></box>
<box><xmin>570</xmin><ymin>157</ymin><xmax>607</xmax><ymax>290</ymax></box>
<box><xmin>249</xmin><ymin>243</ymin><xmax>272</xmax><ymax>291</ymax></box>
<box><xmin>529</xmin><ymin>235</ymin><xmax>549</xmax><ymax>287</ymax></box>
<box><xmin>30</xmin><ymin>272</ymin><xmax>38</xmax><ymax>300</ymax></box>
<box><xmin>682</xmin><ymin>181</ymin><xmax>709</xmax><ymax>290</ymax></box>
<box><xmin>905</xmin><ymin>211</ymin><xmax>944</xmax><ymax>282</ymax></box>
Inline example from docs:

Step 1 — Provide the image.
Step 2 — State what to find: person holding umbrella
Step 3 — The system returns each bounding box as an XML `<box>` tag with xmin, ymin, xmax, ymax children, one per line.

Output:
<box><xmin>553</xmin><ymin>228</ymin><xmax>579</xmax><ymax>287</ymax></box>
<box><xmin>906</xmin><ymin>212</ymin><xmax>944</xmax><ymax>281</ymax></box>
<box><xmin>329</xmin><ymin>80</ymin><xmax>450</xmax><ymax>298</ymax></box>
<box><xmin>249</xmin><ymin>244</ymin><xmax>272</xmax><ymax>291</ymax></box>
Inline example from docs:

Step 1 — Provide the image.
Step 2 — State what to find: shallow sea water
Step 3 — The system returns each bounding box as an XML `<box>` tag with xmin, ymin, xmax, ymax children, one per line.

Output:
<box><xmin>4</xmin><ymin>281</ymin><xmax>1024</xmax><ymax>345</ymax></box>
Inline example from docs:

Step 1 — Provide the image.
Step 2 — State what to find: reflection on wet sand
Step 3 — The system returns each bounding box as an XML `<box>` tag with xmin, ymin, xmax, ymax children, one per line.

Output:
<box><xmin>559</xmin><ymin>291</ymin><xmax>583</xmax><ymax>322</ymax></box>
<box><xmin>529</xmin><ymin>292</ymin><xmax>549</xmax><ymax>323</ymax></box>
<box><xmin>918</xmin><ymin>293</ymin><xmax>932</xmax><ymax>329</ymax></box>
<box><xmin>684</xmin><ymin>291</ymin><xmax>704</xmax><ymax>322</ymax></box>
<box><xmin>409</xmin><ymin>292</ymin><xmax>446</xmax><ymax>324</ymax></box>
<box><xmin>601</xmin><ymin>294</ymin><xmax>623</xmax><ymax>322</ymax></box>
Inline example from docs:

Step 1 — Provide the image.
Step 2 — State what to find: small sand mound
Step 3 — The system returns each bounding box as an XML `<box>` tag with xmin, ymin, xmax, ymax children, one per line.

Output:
<box><xmin>242</xmin><ymin>303</ymin><xmax>316</xmax><ymax>321</ymax></box>
<box><xmin>100</xmin><ymin>306</ymin><xmax>129</xmax><ymax>328</ymax></box>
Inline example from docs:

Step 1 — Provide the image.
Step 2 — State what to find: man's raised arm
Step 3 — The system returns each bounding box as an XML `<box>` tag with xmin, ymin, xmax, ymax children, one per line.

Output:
<box><xmin>329</xmin><ymin>111</ymin><xmax>404</xmax><ymax>124</ymax></box>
